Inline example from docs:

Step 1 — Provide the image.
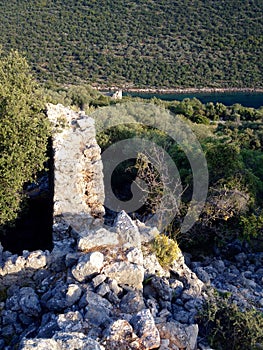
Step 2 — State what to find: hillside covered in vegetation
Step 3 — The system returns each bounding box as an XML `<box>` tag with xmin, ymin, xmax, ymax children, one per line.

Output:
<box><xmin>0</xmin><ymin>0</ymin><xmax>262</xmax><ymax>88</ymax></box>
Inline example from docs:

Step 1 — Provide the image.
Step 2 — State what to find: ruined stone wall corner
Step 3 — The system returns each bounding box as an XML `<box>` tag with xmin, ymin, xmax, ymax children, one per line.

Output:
<box><xmin>46</xmin><ymin>104</ymin><xmax>105</xmax><ymax>242</ymax></box>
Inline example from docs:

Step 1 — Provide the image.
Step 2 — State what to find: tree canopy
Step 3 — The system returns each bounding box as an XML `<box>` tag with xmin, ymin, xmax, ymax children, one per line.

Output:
<box><xmin>0</xmin><ymin>0</ymin><xmax>262</xmax><ymax>88</ymax></box>
<box><xmin>0</xmin><ymin>50</ymin><xmax>50</xmax><ymax>227</ymax></box>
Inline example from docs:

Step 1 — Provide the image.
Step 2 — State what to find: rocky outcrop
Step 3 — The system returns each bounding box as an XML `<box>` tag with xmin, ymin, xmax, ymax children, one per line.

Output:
<box><xmin>1</xmin><ymin>213</ymin><xmax>262</xmax><ymax>349</ymax></box>
<box><xmin>0</xmin><ymin>212</ymin><xmax>204</xmax><ymax>350</ymax></box>
<box><xmin>46</xmin><ymin>104</ymin><xmax>105</xmax><ymax>242</ymax></box>
<box><xmin>189</xmin><ymin>248</ymin><xmax>263</xmax><ymax>311</ymax></box>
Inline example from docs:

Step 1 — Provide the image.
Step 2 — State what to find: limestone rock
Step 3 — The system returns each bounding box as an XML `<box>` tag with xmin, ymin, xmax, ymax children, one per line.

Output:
<box><xmin>108</xmin><ymin>278</ymin><xmax>123</xmax><ymax>296</ymax></box>
<box><xmin>96</xmin><ymin>282</ymin><xmax>110</xmax><ymax>296</ymax></box>
<box><xmin>19</xmin><ymin>287</ymin><xmax>41</xmax><ymax>317</ymax></box>
<box><xmin>65</xmin><ymin>253</ymin><xmax>80</xmax><ymax>267</ymax></box>
<box><xmin>1</xmin><ymin>255</ymin><xmax>26</xmax><ymax>275</ymax></box>
<box><xmin>65</xmin><ymin>284</ymin><xmax>82</xmax><ymax>306</ymax></box>
<box><xmin>136</xmin><ymin>221</ymin><xmax>159</xmax><ymax>243</ymax></box>
<box><xmin>143</xmin><ymin>276</ymin><xmax>172</xmax><ymax>302</ymax></box>
<box><xmin>21</xmin><ymin>325</ymin><xmax>104</xmax><ymax>349</ymax></box>
<box><xmin>1</xmin><ymin>309</ymin><xmax>18</xmax><ymax>325</ymax></box>
<box><xmin>170</xmin><ymin>254</ymin><xmax>204</xmax><ymax>298</ymax></box>
<box><xmin>2</xmin><ymin>324</ymin><xmax>15</xmax><ymax>337</ymax></box>
<box><xmin>120</xmin><ymin>291</ymin><xmax>145</xmax><ymax>314</ymax></box>
<box><xmin>158</xmin><ymin>339</ymin><xmax>175</xmax><ymax>350</ymax></box>
<box><xmin>131</xmin><ymin>309</ymin><xmax>161</xmax><ymax>349</ymax></box>
<box><xmin>26</xmin><ymin>250</ymin><xmax>47</xmax><ymax>269</ymax></box>
<box><xmin>72</xmin><ymin>252</ymin><xmax>104</xmax><ymax>282</ymax></box>
<box><xmin>43</xmin><ymin>281</ymin><xmax>69</xmax><ymax>312</ymax></box>
<box><xmin>92</xmin><ymin>274</ymin><xmax>107</xmax><ymax>288</ymax></box>
<box><xmin>84</xmin><ymin>303</ymin><xmax>111</xmax><ymax>328</ymax></box>
<box><xmin>78</xmin><ymin>228</ymin><xmax>119</xmax><ymax>251</ymax></box>
<box><xmin>76</xmin><ymin>117</ymin><xmax>95</xmax><ymax>131</ymax></box>
<box><xmin>19</xmin><ymin>339</ymin><xmax>61</xmax><ymax>350</ymax></box>
<box><xmin>57</xmin><ymin>311</ymin><xmax>83</xmax><ymax>332</ymax></box>
<box><xmin>126</xmin><ymin>248</ymin><xmax>144</xmax><ymax>265</ymax></box>
<box><xmin>143</xmin><ymin>249</ymin><xmax>169</xmax><ymax>278</ymax></box>
<box><xmin>102</xmin><ymin>261</ymin><xmax>144</xmax><ymax>289</ymax></box>
<box><xmin>54</xmin><ymin>332</ymin><xmax>103</xmax><ymax>350</ymax></box>
<box><xmin>107</xmin><ymin>291</ymin><xmax>120</xmax><ymax>305</ymax></box>
<box><xmin>103</xmin><ymin>319</ymin><xmax>138</xmax><ymax>349</ymax></box>
<box><xmin>194</xmin><ymin>267</ymin><xmax>211</xmax><ymax>284</ymax></box>
<box><xmin>79</xmin><ymin>290</ymin><xmax>113</xmax><ymax>310</ymax></box>
<box><xmin>186</xmin><ymin>324</ymin><xmax>199</xmax><ymax>350</ymax></box>
<box><xmin>81</xmin><ymin>291</ymin><xmax>113</xmax><ymax>327</ymax></box>
<box><xmin>114</xmin><ymin>211</ymin><xmax>141</xmax><ymax>249</ymax></box>
<box><xmin>51</xmin><ymin>239</ymin><xmax>75</xmax><ymax>258</ymax></box>
<box><xmin>37</xmin><ymin>313</ymin><xmax>60</xmax><ymax>338</ymax></box>
<box><xmin>157</xmin><ymin>321</ymin><xmax>198</xmax><ymax>350</ymax></box>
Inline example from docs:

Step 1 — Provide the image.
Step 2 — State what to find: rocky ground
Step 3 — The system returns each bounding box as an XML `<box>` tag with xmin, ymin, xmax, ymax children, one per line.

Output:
<box><xmin>0</xmin><ymin>211</ymin><xmax>262</xmax><ymax>349</ymax></box>
<box><xmin>189</xmin><ymin>246</ymin><xmax>263</xmax><ymax>313</ymax></box>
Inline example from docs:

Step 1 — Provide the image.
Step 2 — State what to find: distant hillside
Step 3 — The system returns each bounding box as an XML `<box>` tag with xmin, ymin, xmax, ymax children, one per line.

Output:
<box><xmin>0</xmin><ymin>0</ymin><xmax>262</xmax><ymax>88</ymax></box>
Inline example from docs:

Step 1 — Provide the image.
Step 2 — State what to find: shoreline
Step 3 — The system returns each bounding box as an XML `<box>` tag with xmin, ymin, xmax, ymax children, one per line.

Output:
<box><xmin>94</xmin><ymin>86</ymin><xmax>263</xmax><ymax>94</ymax></box>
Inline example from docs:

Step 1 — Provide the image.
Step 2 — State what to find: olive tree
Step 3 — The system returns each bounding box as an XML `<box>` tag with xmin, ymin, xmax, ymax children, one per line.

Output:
<box><xmin>0</xmin><ymin>50</ymin><xmax>50</xmax><ymax>226</ymax></box>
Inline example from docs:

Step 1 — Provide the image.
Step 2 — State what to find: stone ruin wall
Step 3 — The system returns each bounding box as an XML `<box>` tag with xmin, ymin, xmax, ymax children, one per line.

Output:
<box><xmin>46</xmin><ymin>104</ymin><xmax>105</xmax><ymax>243</ymax></box>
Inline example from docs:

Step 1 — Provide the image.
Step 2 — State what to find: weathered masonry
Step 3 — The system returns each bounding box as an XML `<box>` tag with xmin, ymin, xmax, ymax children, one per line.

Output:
<box><xmin>47</xmin><ymin>104</ymin><xmax>105</xmax><ymax>243</ymax></box>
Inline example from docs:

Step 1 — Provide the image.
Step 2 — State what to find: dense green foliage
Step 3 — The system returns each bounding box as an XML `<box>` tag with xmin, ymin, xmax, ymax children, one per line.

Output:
<box><xmin>198</xmin><ymin>290</ymin><xmax>263</xmax><ymax>349</ymax></box>
<box><xmin>44</xmin><ymin>83</ymin><xmax>102</xmax><ymax>110</ymax></box>
<box><xmin>173</xmin><ymin>101</ymin><xmax>263</xmax><ymax>248</ymax></box>
<box><xmin>0</xmin><ymin>0</ymin><xmax>262</xmax><ymax>88</ymax></box>
<box><xmin>0</xmin><ymin>51</ymin><xmax>50</xmax><ymax>227</ymax></box>
<box><xmin>93</xmin><ymin>93</ymin><xmax>263</xmax><ymax>248</ymax></box>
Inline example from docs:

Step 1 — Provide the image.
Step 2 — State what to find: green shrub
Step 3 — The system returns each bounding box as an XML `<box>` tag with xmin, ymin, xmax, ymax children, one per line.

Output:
<box><xmin>151</xmin><ymin>234</ymin><xmax>180</xmax><ymax>268</ymax></box>
<box><xmin>206</xmin><ymin>142</ymin><xmax>243</xmax><ymax>182</ymax></box>
<box><xmin>240</xmin><ymin>211</ymin><xmax>263</xmax><ymax>241</ymax></box>
<box><xmin>198</xmin><ymin>291</ymin><xmax>263</xmax><ymax>350</ymax></box>
<box><xmin>0</xmin><ymin>50</ymin><xmax>50</xmax><ymax>227</ymax></box>
<box><xmin>44</xmin><ymin>83</ymin><xmax>102</xmax><ymax>110</ymax></box>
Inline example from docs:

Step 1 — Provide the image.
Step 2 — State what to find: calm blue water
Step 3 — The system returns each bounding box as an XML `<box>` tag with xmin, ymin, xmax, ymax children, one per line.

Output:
<box><xmin>123</xmin><ymin>91</ymin><xmax>263</xmax><ymax>108</ymax></box>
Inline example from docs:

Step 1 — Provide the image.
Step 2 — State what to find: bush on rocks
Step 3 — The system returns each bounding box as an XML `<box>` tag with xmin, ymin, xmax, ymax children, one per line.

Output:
<box><xmin>198</xmin><ymin>290</ymin><xmax>263</xmax><ymax>350</ymax></box>
<box><xmin>151</xmin><ymin>234</ymin><xmax>180</xmax><ymax>268</ymax></box>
